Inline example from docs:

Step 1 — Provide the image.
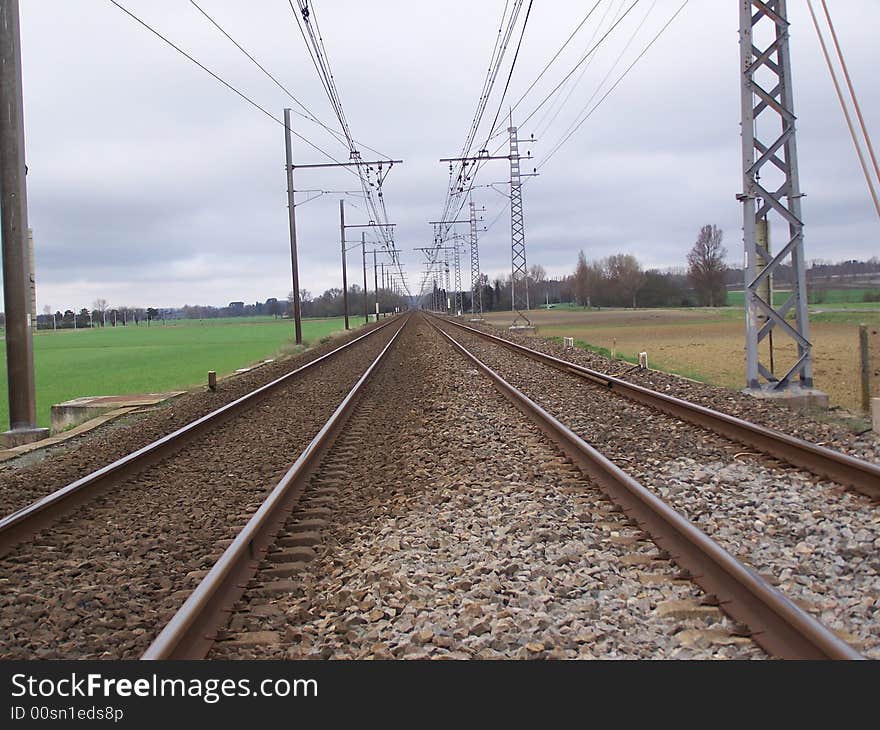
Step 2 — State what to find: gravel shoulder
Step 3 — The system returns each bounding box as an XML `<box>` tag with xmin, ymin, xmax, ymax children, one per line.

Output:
<box><xmin>468</xmin><ymin>318</ymin><xmax>880</xmax><ymax>464</ymax></box>
<box><xmin>437</xmin><ymin>319</ymin><xmax>878</xmax><ymax>657</ymax></box>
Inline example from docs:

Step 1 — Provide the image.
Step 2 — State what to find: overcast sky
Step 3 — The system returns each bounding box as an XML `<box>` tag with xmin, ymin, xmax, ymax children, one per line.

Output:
<box><xmin>9</xmin><ymin>0</ymin><xmax>880</xmax><ymax>311</ymax></box>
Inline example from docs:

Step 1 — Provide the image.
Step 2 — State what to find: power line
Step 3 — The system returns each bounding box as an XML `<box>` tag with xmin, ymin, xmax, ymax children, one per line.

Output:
<box><xmin>516</xmin><ymin>0</ymin><xmax>641</xmax><ymax>132</ymax></box>
<box><xmin>532</xmin><ymin>0</ymin><xmax>627</xmax><ymax>139</ymax></box>
<box><xmin>285</xmin><ymin>0</ymin><xmax>410</xmax><ymax>296</ymax></box>
<box><xmin>484</xmin><ymin>0</ymin><xmax>536</xmax><ymax>145</ymax></box>
<box><xmin>188</xmin><ymin>0</ymin><xmax>387</xmax><ymax>160</ymax></box>
<box><xmin>541</xmin><ymin>0</ymin><xmax>659</xmax><ymax>165</ymax></box>
<box><xmin>806</xmin><ymin>0</ymin><xmax>880</xmax><ymax>218</ymax></box>
<box><xmin>108</xmin><ymin>0</ymin><xmax>347</xmax><ymax>167</ymax></box>
<box><xmin>539</xmin><ymin>0</ymin><xmax>688</xmax><ymax>170</ymax></box>
<box><xmin>437</xmin><ymin>1</ymin><xmax>526</xmax><ymax>230</ymax></box>
<box><xmin>489</xmin><ymin>0</ymin><xmax>604</xmax><ymax>139</ymax></box>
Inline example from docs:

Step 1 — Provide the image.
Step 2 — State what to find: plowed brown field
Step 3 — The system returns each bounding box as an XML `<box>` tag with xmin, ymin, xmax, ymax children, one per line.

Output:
<box><xmin>482</xmin><ymin>308</ymin><xmax>880</xmax><ymax>413</ymax></box>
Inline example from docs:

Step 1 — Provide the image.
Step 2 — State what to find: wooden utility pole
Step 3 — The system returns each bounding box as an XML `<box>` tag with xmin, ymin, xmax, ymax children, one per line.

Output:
<box><xmin>283</xmin><ymin>108</ymin><xmax>303</xmax><ymax>345</ymax></box>
<box><xmin>0</xmin><ymin>0</ymin><xmax>47</xmax><ymax>444</ymax></box>
<box><xmin>361</xmin><ymin>232</ymin><xmax>368</xmax><ymax>325</ymax></box>
<box><xmin>373</xmin><ymin>249</ymin><xmax>378</xmax><ymax>319</ymax></box>
<box><xmin>860</xmin><ymin>324</ymin><xmax>871</xmax><ymax>412</ymax></box>
<box><xmin>339</xmin><ymin>200</ymin><xmax>349</xmax><ymax>330</ymax></box>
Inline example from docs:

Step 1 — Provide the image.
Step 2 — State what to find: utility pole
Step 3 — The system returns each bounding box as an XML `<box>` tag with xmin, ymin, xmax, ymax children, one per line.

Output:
<box><xmin>283</xmin><ymin>108</ymin><xmax>303</xmax><ymax>345</ymax></box>
<box><xmin>373</xmin><ymin>249</ymin><xmax>379</xmax><ymax>319</ymax></box>
<box><xmin>0</xmin><ymin>0</ymin><xmax>47</xmax><ymax>445</ymax></box>
<box><xmin>738</xmin><ymin>1</ymin><xmax>825</xmax><ymax>405</ymax></box>
<box><xmin>339</xmin><ymin>199</ymin><xmax>349</xmax><ymax>330</ymax></box>
<box><xmin>508</xmin><ymin>123</ymin><xmax>530</xmax><ymax>326</ymax></box>
<box><xmin>439</xmin><ymin>121</ymin><xmax>535</xmax><ymax>328</ymax></box>
<box><xmin>361</xmin><ymin>232</ymin><xmax>368</xmax><ymax>324</ymax></box>
<box><xmin>415</xmin><ymin>244</ymin><xmax>456</xmax><ymax>314</ymax></box>
<box><xmin>469</xmin><ymin>200</ymin><xmax>484</xmax><ymax>320</ymax></box>
<box><xmin>283</xmin><ymin>129</ymin><xmax>402</xmax><ymax>334</ymax></box>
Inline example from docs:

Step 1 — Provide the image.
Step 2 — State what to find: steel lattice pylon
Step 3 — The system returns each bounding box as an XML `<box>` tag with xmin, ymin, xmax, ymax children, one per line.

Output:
<box><xmin>739</xmin><ymin>0</ymin><xmax>814</xmax><ymax>391</ymax></box>
<box><xmin>452</xmin><ymin>237</ymin><xmax>463</xmax><ymax>315</ymax></box>
<box><xmin>443</xmin><ymin>254</ymin><xmax>451</xmax><ymax>311</ymax></box>
<box><xmin>509</xmin><ymin>125</ymin><xmax>530</xmax><ymax>325</ymax></box>
<box><xmin>469</xmin><ymin>201</ymin><xmax>483</xmax><ymax>317</ymax></box>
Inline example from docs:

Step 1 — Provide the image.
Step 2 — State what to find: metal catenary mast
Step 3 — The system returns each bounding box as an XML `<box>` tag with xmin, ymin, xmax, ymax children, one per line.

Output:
<box><xmin>738</xmin><ymin>0</ymin><xmax>826</xmax><ymax>406</ymax></box>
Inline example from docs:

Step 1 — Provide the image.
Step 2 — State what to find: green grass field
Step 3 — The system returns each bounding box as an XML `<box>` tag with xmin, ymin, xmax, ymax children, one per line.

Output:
<box><xmin>0</xmin><ymin>316</ymin><xmax>355</xmax><ymax>429</ymax></box>
<box><xmin>727</xmin><ymin>288</ymin><xmax>880</xmax><ymax>308</ymax></box>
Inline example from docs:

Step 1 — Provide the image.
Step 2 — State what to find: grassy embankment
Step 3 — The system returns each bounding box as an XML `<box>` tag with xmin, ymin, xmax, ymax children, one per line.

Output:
<box><xmin>0</xmin><ymin>316</ymin><xmax>354</xmax><ymax>429</ymax></box>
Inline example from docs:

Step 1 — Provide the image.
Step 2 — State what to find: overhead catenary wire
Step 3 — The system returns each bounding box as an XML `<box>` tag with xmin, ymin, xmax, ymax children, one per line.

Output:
<box><xmin>488</xmin><ymin>0</ymin><xmax>604</xmax><ymax>140</ymax></box>
<box><xmin>483</xmin><ymin>0</ymin><xmax>536</xmax><ymax>146</ymax></box>
<box><xmin>107</xmin><ymin>0</ymin><xmax>351</xmax><ymax>170</ymax></box>
<box><xmin>285</xmin><ymin>0</ymin><xmax>411</xmax><ymax>295</ymax></box>
<box><xmin>432</xmin><ymin>0</ymin><xmax>646</xmax><ymax>247</ymax></box>
<box><xmin>539</xmin><ymin>0</ymin><xmax>688</xmax><ymax>170</ymax></box>
<box><xmin>187</xmin><ymin>0</ymin><xmax>390</xmax><ymax>160</ymax></box>
<box><xmin>806</xmin><ymin>0</ymin><xmax>880</xmax><ymax>219</ymax></box>
<box><xmin>437</xmin><ymin>1</ymin><xmax>526</xmax><ymax>229</ymax></box>
<box><xmin>476</xmin><ymin>1</ymin><xmax>685</xmax><ymax>247</ymax></box>
<box><xmin>818</xmin><ymin>0</ymin><xmax>880</xmax><ymax>193</ymax></box>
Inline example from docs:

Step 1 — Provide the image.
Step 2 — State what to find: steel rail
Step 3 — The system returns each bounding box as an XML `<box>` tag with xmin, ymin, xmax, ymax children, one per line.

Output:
<box><xmin>429</xmin><ymin>318</ymin><xmax>862</xmax><ymax>660</ymax></box>
<box><xmin>433</xmin><ymin>316</ymin><xmax>880</xmax><ymax>500</ymax></box>
<box><xmin>0</xmin><ymin>318</ymin><xmax>400</xmax><ymax>558</ymax></box>
<box><xmin>142</xmin><ymin>317</ymin><xmax>409</xmax><ymax>659</ymax></box>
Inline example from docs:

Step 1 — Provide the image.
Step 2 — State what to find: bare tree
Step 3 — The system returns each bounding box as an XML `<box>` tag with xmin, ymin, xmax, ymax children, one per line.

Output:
<box><xmin>687</xmin><ymin>224</ymin><xmax>728</xmax><ymax>307</ymax></box>
<box><xmin>92</xmin><ymin>297</ymin><xmax>109</xmax><ymax>326</ymax></box>
<box><xmin>607</xmin><ymin>253</ymin><xmax>646</xmax><ymax>308</ymax></box>
<box><xmin>574</xmin><ymin>251</ymin><xmax>589</xmax><ymax>307</ymax></box>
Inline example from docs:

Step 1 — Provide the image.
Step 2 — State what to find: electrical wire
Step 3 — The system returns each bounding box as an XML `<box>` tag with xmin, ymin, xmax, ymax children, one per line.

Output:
<box><xmin>515</xmin><ymin>0</ymin><xmax>640</xmax><ymax>132</ymax></box>
<box><xmin>107</xmin><ymin>0</ymin><xmax>349</xmax><ymax>167</ymax></box>
<box><xmin>188</xmin><ymin>0</ymin><xmax>390</xmax><ymax>160</ymax></box>
<box><xmin>540</xmin><ymin>0</ymin><xmax>658</xmax><ymax>166</ymax></box>
<box><xmin>807</xmin><ymin>0</ymin><xmax>880</xmax><ymax>219</ymax></box>
<box><xmin>488</xmin><ymin>0</ymin><xmax>603</xmax><ymax>139</ymax></box>
<box><xmin>539</xmin><ymin>0</ymin><xmax>688</xmax><ymax>170</ymax></box>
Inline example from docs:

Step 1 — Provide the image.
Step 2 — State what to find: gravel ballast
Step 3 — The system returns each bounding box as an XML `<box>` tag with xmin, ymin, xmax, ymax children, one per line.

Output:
<box><xmin>0</xmin><ymin>322</ymin><xmax>401</xmax><ymax>659</ymax></box>
<box><xmin>0</xmin><ymin>319</ymin><xmax>394</xmax><ymax>520</ymax></box>
<box><xmin>210</xmin><ymin>316</ymin><xmax>763</xmax><ymax>660</ymax></box>
<box><xmin>436</xmin><ymin>318</ymin><xmax>878</xmax><ymax>657</ymax></box>
<box><xmin>466</xmin><ymin>319</ymin><xmax>880</xmax><ymax>464</ymax></box>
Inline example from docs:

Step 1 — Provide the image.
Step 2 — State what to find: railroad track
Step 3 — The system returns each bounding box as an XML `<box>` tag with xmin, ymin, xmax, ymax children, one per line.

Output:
<box><xmin>429</xmin><ymin>314</ymin><xmax>879</xmax><ymax>656</ymax></box>
<box><xmin>432</xmin><ymin>316</ymin><xmax>880</xmax><ymax>500</ymax></box>
<box><xmin>0</xmin><ymin>316</ymin><xmax>407</xmax><ymax>659</ymax></box>
<box><xmin>146</xmin><ymin>314</ymin><xmax>860</xmax><ymax>660</ymax></box>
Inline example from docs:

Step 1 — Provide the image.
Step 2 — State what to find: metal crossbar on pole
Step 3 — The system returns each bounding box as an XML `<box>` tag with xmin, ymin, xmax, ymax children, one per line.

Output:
<box><xmin>738</xmin><ymin>1</ymin><xmax>817</xmax><ymax>394</ymax></box>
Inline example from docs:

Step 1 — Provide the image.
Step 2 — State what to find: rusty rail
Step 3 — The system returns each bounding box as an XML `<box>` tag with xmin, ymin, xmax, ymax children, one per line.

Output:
<box><xmin>434</xmin><ymin>316</ymin><xmax>880</xmax><ymax>501</ymax></box>
<box><xmin>0</xmin><ymin>318</ymin><xmax>400</xmax><ymax>558</ymax></box>
<box><xmin>142</xmin><ymin>318</ymin><xmax>408</xmax><ymax>659</ymax></box>
<box><xmin>429</xmin><ymin>318</ymin><xmax>862</xmax><ymax>659</ymax></box>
